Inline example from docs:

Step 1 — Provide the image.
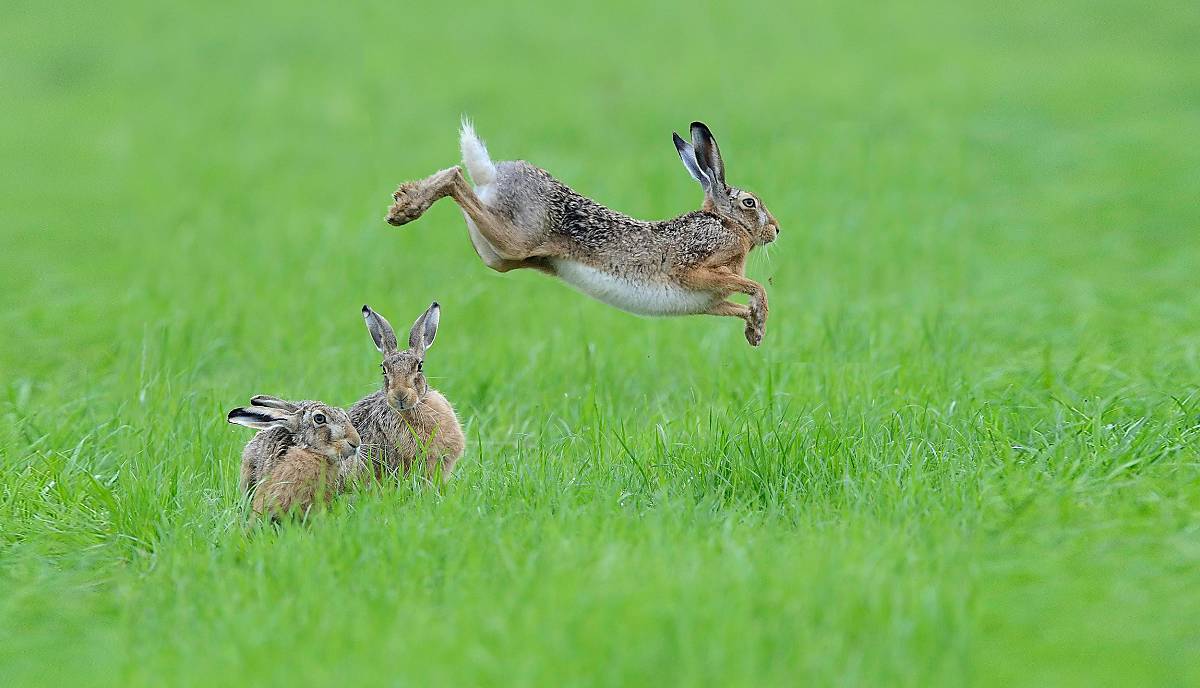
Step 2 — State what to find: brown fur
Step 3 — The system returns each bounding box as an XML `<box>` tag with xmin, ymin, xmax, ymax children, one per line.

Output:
<box><xmin>350</xmin><ymin>304</ymin><xmax>466</xmax><ymax>481</ymax></box>
<box><xmin>385</xmin><ymin>121</ymin><xmax>779</xmax><ymax>345</ymax></box>
<box><xmin>251</xmin><ymin>447</ymin><xmax>347</xmax><ymax>520</ymax></box>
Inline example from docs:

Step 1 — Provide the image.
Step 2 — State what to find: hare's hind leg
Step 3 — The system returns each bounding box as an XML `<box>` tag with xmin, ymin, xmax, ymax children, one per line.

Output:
<box><xmin>463</xmin><ymin>219</ymin><xmax>509</xmax><ymax>269</ymax></box>
<box><xmin>442</xmin><ymin>169</ymin><xmax>547</xmax><ymax>261</ymax></box>
<box><xmin>387</xmin><ymin>167</ymin><xmax>461</xmax><ymax>226</ymax></box>
<box><xmin>462</xmin><ymin>218</ymin><xmax>541</xmax><ymax>273</ymax></box>
<box><xmin>388</xmin><ymin>166</ymin><xmax>548</xmax><ymax>271</ymax></box>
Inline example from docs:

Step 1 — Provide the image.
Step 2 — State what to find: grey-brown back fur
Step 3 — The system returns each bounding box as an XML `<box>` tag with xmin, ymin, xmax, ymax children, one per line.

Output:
<box><xmin>490</xmin><ymin>162</ymin><xmax>740</xmax><ymax>277</ymax></box>
<box><xmin>241</xmin><ymin>425</ymin><xmax>293</xmax><ymax>494</ymax></box>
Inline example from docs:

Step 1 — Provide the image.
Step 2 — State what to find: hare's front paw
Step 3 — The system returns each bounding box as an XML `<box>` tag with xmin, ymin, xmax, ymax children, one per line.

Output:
<box><xmin>745</xmin><ymin>302</ymin><xmax>767</xmax><ymax>346</ymax></box>
<box><xmin>744</xmin><ymin>321</ymin><xmax>764</xmax><ymax>346</ymax></box>
<box><xmin>386</xmin><ymin>183</ymin><xmax>429</xmax><ymax>226</ymax></box>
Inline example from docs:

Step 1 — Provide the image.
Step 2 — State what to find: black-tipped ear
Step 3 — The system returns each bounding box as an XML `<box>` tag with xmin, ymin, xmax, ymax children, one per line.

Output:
<box><xmin>362</xmin><ymin>305</ymin><xmax>398</xmax><ymax>354</ymax></box>
<box><xmin>690</xmin><ymin>122</ymin><xmax>725</xmax><ymax>188</ymax></box>
<box><xmin>249</xmin><ymin>395</ymin><xmax>298</xmax><ymax>412</ymax></box>
<box><xmin>673</xmin><ymin>132</ymin><xmax>710</xmax><ymax>188</ymax></box>
<box><xmin>410</xmin><ymin>302</ymin><xmax>440</xmax><ymax>353</ymax></box>
<box><xmin>227</xmin><ymin>407</ymin><xmax>292</xmax><ymax>430</ymax></box>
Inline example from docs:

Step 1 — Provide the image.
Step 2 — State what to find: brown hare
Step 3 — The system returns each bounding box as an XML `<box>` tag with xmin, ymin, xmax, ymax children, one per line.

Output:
<box><xmin>228</xmin><ymin>396</ymin><xmax>363</xmax><ymax>521</ymax></box>
<box><xmin>349</xmin><ymin>303</ymin><xmax>465</xmax><ymax>482</ymax></box>
<box><xmin>386</xmin><ymin>120</ymin><xmax>780</xmax><ymax>346</ymax></box>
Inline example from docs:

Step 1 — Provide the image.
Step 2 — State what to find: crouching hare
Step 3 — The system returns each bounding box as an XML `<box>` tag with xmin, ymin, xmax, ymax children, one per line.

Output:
<box><xmin>385</xmin><ymin>120</ymin><xmax>779</xmax><ymax>345</ymax></box>
<box><xmin>350</xmin><ymin>303</ymin><xmax>465</xmax><ymax>481</ymax></box>
<box><xmin>228</xmin><ymin>396</ymin><xmax>364</xmax><ymax>521</ymax></box>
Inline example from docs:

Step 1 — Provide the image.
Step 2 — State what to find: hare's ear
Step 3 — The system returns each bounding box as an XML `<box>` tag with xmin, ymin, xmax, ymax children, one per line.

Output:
<box><xmin>689</xmin><ymin>122</ymin><xmax>726</xmax><ymax>189</ymax></box>
<box><xmin>362</xmin><ymin>305</ymin><xmax>398</xmax><ymax>354</ymax></box>
<box><xmin>227</xmin><ymin>406</ymin><xmax>295</xmax><ymax>431</ymax></box>
<box><xmin>250</xmin><ymin>395</ymin><xmax>298</xmax><ymax>412</ymax></box>
<box><xmin>673</xmin><ymin>132</ymin><xmax>711</xmax><ymax>188</ymax></box>
<box><xmin>409</xmin><ymin>301</ymin><xmax>440</xmax><ymax>354</ymax></box>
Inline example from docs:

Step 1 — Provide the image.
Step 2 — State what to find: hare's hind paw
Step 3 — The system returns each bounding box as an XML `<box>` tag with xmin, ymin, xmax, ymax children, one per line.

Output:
<box><xmin>386</xmin><ymin>183</ymin><xmax>430</xmax><ymax>226</ymax></box>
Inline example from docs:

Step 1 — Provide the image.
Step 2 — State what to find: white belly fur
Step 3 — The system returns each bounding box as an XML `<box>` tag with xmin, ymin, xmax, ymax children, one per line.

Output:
<box><xmin>550</xmin><ymin>259</ymin><xmax>716</xmax><ymax>316</ymax></box>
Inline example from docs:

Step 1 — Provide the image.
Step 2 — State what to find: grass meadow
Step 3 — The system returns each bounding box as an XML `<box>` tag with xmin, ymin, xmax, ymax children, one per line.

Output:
<box><xmin>3</xmin><ymin>0</ymin><xmax>1199</xmax><ymax>685</ymax></box>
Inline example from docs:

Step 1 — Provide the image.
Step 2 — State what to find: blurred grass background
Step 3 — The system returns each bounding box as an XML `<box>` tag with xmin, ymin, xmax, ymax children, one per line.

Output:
<box><xmin>2</xmin><ymin>0</ymin><xmax>1199</xmax><ymax>685</ymax></box>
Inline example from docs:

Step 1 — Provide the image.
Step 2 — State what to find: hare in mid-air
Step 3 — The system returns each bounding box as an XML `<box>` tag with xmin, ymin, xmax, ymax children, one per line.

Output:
<box><xmin>385</xmin><ymin>121</ymin><xmax>780</xmax><ymax>346</ymax></box>
<box><xmin>349</xmin><ymin>303</ymin><xmax>465</xmax><ymax>481</ymax></box>
<box><xmin>228</xmin><ymin>396</ymin><xmax>364</xmax><ymax>521</ymax></box>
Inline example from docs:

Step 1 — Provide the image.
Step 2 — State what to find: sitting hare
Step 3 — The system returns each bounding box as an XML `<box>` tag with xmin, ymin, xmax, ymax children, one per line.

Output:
<box><xmin>349</xmin><ymin>303</ymin><xmax>465</xmax><ymax>481</ymax></box>
<box><xmin>386</xmin><ymin>120</ymin><xmax>779</xmax><ymax>345</ymax></box>
<box><xmin>228</xmin><ymin>396</ymin><xmax>363</xmax><ymax>520</ymax></box>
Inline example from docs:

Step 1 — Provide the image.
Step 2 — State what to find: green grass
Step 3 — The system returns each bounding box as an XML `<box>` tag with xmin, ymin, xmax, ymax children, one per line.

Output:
<box><xmin>3</xmin><ymin>0</ymin><xmax>1200</xmax><ymax>685</ymax></box>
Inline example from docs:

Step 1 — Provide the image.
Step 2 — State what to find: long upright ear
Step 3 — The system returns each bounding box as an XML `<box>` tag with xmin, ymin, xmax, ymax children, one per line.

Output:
<box><xmin>227</xmin><ymin>406</ymin><xmax>296</xmax><ymax>431</ymax></box>
<box><xmin>409</xmin><ymin>301</ymin><xmax>440</xmax><ymax>354</ymax></box>
<box><xmin>362</xmin><ymin>305</ymin><xmax>398</xmax><ymax>354</ymax></box>
<box><xmin>249</xmin><ymin>395</ymin><xmax>298</xmax><ymax>412</ymax></box>
<box><xmin>690</xmin><ymin>122</ymin><xmax>726</xmax><ymax>189</ymax></box>
<box><xmin>673</xmin><ymin>132</ymin><xmax>711</xmax><ymax>189</ymax></box>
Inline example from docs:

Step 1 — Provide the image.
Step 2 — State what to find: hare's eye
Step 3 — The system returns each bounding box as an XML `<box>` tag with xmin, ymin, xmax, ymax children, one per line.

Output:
<box><xmin>313</xmin><ymin>413</ymin><xmax>327</xmax><ymax>424</ymax></box>
<box><xmin>742</xmin><ymin>197</ymin><xmax>756</xmax><ymax>209</ymax></box>
<box><xmin>416</xmin><ymin>360</ymin><xmax>423</xmax><ymax>373</ymax></box>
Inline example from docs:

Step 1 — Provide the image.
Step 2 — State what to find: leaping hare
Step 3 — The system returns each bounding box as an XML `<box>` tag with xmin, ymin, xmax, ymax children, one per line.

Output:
<box><xmin>386</xmin><ymin>121</ymin><xmax>780</xmax><ymax>346</ymax></box>
<box><xmin>349</xmin><ymin>303</ymin><xmax>465</xmax><ymax>481</ymax></box>
<box><xmin>228</xmin><ymin>396</ymin><xmax>364</xmax><ymax>521</ymax></box>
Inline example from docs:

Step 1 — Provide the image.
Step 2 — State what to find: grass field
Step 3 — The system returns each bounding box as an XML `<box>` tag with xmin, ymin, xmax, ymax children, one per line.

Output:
<box><xmin>3</xmin><ymin>0</ymin><xmax>1200</xmax><ymax>685</ymax></box>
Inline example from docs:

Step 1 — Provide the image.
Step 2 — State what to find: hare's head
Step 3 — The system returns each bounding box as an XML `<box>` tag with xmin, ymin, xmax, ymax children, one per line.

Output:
<box><xmin>228</xmin><ymin>397</ymin><xmax>360</xmax><ymax>461</ymax></box>
<box><xmin>674</xmin><ymin>122</ymin><xmax>780</xmax><ymax>246</ymax></box>
<box><xmin>362</xmin><ymin>302</ymin><xmax>440</xmax><ymax>413</ymax></box>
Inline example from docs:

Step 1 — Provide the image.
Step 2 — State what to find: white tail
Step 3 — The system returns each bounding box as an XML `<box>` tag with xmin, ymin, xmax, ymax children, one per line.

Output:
<box><xmin>459</xmin><ymin>117</ymin><xmax>496</xmax><ymax>187</ymax></box>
